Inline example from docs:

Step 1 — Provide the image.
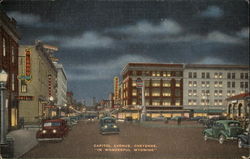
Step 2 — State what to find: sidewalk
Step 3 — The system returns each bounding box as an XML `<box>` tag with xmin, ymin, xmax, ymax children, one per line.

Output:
<box><xmin>7</xmin><ymin>127</ymin><xmax>39</xmax><ymax>158</ymax></box>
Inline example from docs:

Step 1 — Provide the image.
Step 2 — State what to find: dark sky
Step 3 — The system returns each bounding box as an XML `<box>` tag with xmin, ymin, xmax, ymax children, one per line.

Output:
<box><xmin>2</xmin><ymin>0</ymin><xmax>249</xmax><ymax>104</ymax></box>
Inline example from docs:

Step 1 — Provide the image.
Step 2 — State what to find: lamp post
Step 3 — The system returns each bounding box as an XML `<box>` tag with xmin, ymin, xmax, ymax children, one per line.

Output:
<box><xmin>0</xmin><ymin>69</ymin><xmax>8</xmax><ymax>145</ymax></box>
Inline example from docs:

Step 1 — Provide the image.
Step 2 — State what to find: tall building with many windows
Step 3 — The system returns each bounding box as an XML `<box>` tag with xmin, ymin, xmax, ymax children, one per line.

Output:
<box><xmin>120</xmin><ymin>63</ymin><xmax>249</xmax><ymax>118</ymax></box>
<box><xmin>183</xmin><ymin>64</ymin><xmax>249</xmax><ymax>117</ymax></box>
<box><xmin>0</xmin><ymin>10</ymin><xmax>20</xmax><ymax>130</ymax></box>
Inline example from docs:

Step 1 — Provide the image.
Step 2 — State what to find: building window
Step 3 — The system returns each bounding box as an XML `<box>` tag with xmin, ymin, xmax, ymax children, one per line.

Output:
<box><xmin>206</xmin><ymin>72</ymin><xmax>210</xmax><ymax>79</ymax></box>
<box><xmin>214</xmin><ymin>90</ymin><xmax>218</xmax><ymax>96</ymax></box>
<box><xmin>219</xmin><ymin>100</ymin><xmax>223</xmax><ymax>105</ymax></box>
<box><xmin>175</xmin><ymin>80</ymin><xmax>180</xmax><ymax>87</ymax></box>
<box><xmin>240</xmin><ymin>73</ymin><xmax>244</xmax><ymax>79</ymax></box>
<box><xmin>188</xmin><ymin>99</ymin><xmax>192</xmax><ymax>105</ymax></box>
<box><xmin>175</xmin><ymin>99</ymin><xmax>180</xmax><ymax>106</ymax></box>
<box><xmin>245</xmin><ymin>82</ymin><xmax>248</xmax><ymax>89</ymax></box>
<box><xmin>201</xmin><ymin>81</ymin><xmax>205</xmax><ymax>87</ymax></box>
<box><xmin>152</xmin><ymin>71</ymin><xmax>156</xmax><ymax>77</ymax></box>
<box><xmin>227</xmin><ymin>82</ymin><xmax>231</xmax><ymax>88</ymax></box>
<box><xmin>162</xmin><ymin>88</ymin><xmax>171</xmax><ymax>96</ymax></box>
<box><xmin>188</xmin><ymin>72</ymin><xmax>192</xmax><ymax>78</ymax></box>
<box><xmin>219</xmin><ymin>90</ymin><xmax>223</xmax><ymax>96</ymax></box>
<box><xmin>152</xmin><ymin>89</ymin><xmax>160</xmax><ymax>96</ymax></box>
<box><xmin>232</xmin><ymin>90</ymin><xmax>235</xmax><ymax>96</ymax></box>
<box><xmin>3</xmin><ymin>38</ymin><xmax>6</xmax><ymax>56</ymax></box>
<box><xmin>193</xmin><ymin>99</ymin><xmax>197</xmax><ymax>105</ymax></box>
<box><xmin>232</xmin><ymin>73</ymin><xmax>236</xmax><ymax>79</ymax></box>
<box><xmin>214</xmin><ymin>100</ymin><xmax>218</xmax><ymax>106</ymax></box>
<box><xmin>152</xmin><ymin>100</ymin><xmax>160</xmax><ymax>106</ymax></box>
<box><xmin>145</xmin><ymin>80</ymin><xmax>150</xmax><ymax>87</ymax></box>
<box><xmin>12</xmin><ymin>74</ymin><xmax>15</xmax><ymax>91</ymax></box>
<box><xmin>245</xmin><ymin>73</ymin><xmax>249</xmax><ymax>79</ymax></box>
<box><xmin>193</xmin><ymin>81</ymin><xmax>197</xmax><ymax>87</ymax></box>
<box><xmin>132</xmin><ymin>99</ymin><xmax>137</xmax><ymax>105</ymax></box>
<box><xmin>167</xmin><ymin>72</ymin><xmax>171</xmax><ymax>77</ymax></box>
<box><xmin>163</xmin><ymin>80</ymin><xmax>171</xmax><ymax>87</ymax></box>
<box><xmin>152</xmin><ymin>80</ymin><xmax>160</xmax><ymax>87</ymax></box>
<box><xmin>193</xmin><ymin>72</ymin><xmax>197</xmax><ymax>78</ymax></box>
<box><xmin>163</xmin><ymin>72</ymin><xmax>167</xmax><ymax>77</ymax></box>
<box><xmin>145</xmin><ymin>89</ymin><xmax>149</xmax><ymax>96</ymax></box>
<box><xmin>202</xmin><ymin>72</ymin><xmax>205</xmax><ymax>79</ymax></box>
<box><xmin>175</xmin><ymin>89</ymin><xmax>181</xmax><ymax>96</ymax></box>
<box><xmin>188</xmin><ymin>90</ymin><xmax>192</xmax><ymax>96</ymax></box>
<box><xmin>188</xmin><ymin>81</ymin><xmax>192</xmax><ymax>87</ymax></box>
<box><xmin>227</xmin><ymin>73</ymin><xmax>231</xmax><ymax>79</ymax></box>
<box><xmin>132</xmin><ymin>81</ymin><xmax>136</xmax><ymax>87</ymax></box>
<box><xmin>193</xmin><ymin>90</ymin><xmax>197</xmax><ymax>96</ymax></box>
<box><xmin>232</xmin><ymin>82</ymin><xmax>235</xmax><ymax>88</ymax></box>
<box><xmin>206</xmin><ymin>81</ymin><xmax>210</xmax><ymax>87</ymax></box>
<box><xmin>227</xmin><ymin>90</ymin><xmax>231</xmax><ymax>97</ymax></box>
<box><xmin>162</xmin><ymin>100</ymin><xmax>171</xmax><ymax>106</ymax></box>
<box><xmin>214</xmin><ymin>72</ymin><xmax>218</xmax><ymax>78</ymax></box>
<box><xmin>219</xmin><ymin>72</ymin><xmax>223</xmax><ymax>78</ymax></box>
<box><xmin>214</xmin><ymin>81</ymin><xmax>218</xmax><ymax>88</ymax></box>
<box><xmin>21</xmin><ymin>80</ymin><xmax>27</xmax><ymax>93</ymax></box>
<box><xmin>11</xmin><ymin>46</ymin><xmax>15</xmax><ymax>63</ymax></box>
<box><xmin>219</xmin><ymin>81</ymin><xmax>223</xmax><ymax>87</ymax></box>
<box><xmin>240</xmin><ymin>82</ymin><xmax>244</xmax><ymax>89</ymax></box>
<box><xmin>132</xmin><ymin>89</ymin><xmax>137</xmax><ymax>96</ymax></box>
<box><xmin>156</xmin><ymin>72</ymin><xmax>160</xmax><ymax>77</ymax></box>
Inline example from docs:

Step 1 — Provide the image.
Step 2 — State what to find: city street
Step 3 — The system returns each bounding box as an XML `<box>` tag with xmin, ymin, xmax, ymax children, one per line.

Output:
<box><xmin>21</xmin><ymin>121</ymin><xmax>249</xmax><ymax>159</ymax></box>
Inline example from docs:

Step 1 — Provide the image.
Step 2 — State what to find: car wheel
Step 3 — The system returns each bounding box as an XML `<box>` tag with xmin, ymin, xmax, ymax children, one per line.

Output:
<box><xmin>219</xmin><ymin>135</ymin><xmax>225</xmax><ymax>144</ymax></box>
<box><xmin>204</xmin><ymin>133</ymin><xmax>208</xmax><ymax>141</ymax></box>
<box><xmin>238</xmin><ymin>138</ymin><xmax>243</xmax><ymax>148</ymax></box>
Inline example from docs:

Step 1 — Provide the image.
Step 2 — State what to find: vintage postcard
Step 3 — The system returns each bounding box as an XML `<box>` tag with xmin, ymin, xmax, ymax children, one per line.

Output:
<box><xmin>0</xmin><ymin>0</ymin><xmax>249</xmax><ymax>159</ymax></box>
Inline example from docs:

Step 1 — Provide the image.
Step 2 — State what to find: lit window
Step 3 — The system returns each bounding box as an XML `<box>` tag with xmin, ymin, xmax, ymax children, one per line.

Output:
<box><xmin>152</xmin><ymin>81</ymin><xmax>160</xmax><ymax>87</ymax></box>
<box><xmin>219</xmin><ymin>90</ymin><xmax>223</xmax><ymax>96</ymax></box>
<box><xmin>132</xmin><ymin>81</ymin><xmax>136</xmax><ymax>87</ymax></box>
<box><xmin>193</xmin><ymin>100</ymin><xmax>197</xmax><ymax>105</ymax></box>
<box><xmin>152</xmin><ymin>92</ymin><xmax>160</xmax><ymax>96</ymax></box>
<box><xmin>163</xmin><ymin>72</ymin><xmax>167</xmax><ymax>77</ymax></box>
<box><xmin>214</xmin><ymin>81</ymin><xmax>218</xmax><ymax>88</ymax></box>
<box><xmin>214</xmin><ymin>72</ymin><xmax>218</xmax><ymax>78</ymax></box>
<box><xmin>162</xmin><ymin>92</ymin><xmax>171</xmax><ymax>96</ymax></box>
<box><xmin>188</xmin><ymin>99</ymin><xmax>192</xmax><ymax>105</ymax></box>
<box><xmin>219</xmin><ymin>72</ymin><xmax>223</xmax><ymax>78</ymax></box>
<box><xmin>201</xmin><ymin>81</ymin><xmax>205</xmax><ymax>87</ymax></box>
<box><xmin>21</xmin><ymin>81</ymin><xmax>27</xmax><ymax>93</ymax></box>
<box><xmin>162</xmin><ymin>101</ymin><xmax>171</xmax><ymax>106</ymax></box>
<box><xmin>193</xmin><ymin>81</ymin><xmax>197</xmax><ymax>87</ymax></box>
<box><xmin>152</xmin><ymin>101</ymin><xmax>160</xmax><ymax>106</ymax></box>
<box><xmin>156</xmin><ymin>72</ymin><xmax>160</xmax><ymax>77</ymax></box>
<box><xmin>152</xmin><ymin>72</ymin><xmax>156</xmax><ymax>76</ymax></box>
<box><xmin>163</xmin><ymin>81</ymin><xmax>171</xmax><ymax>87</ymax></box>
<box><xmin>214</xmin><ymin>100</ymin><xmax>218</xmax><ymax>106</ymax></box>
<box><xmin>206</xmin><ymin>81</ymin><xmax>210</xmax><ymax>87</ymax></box>
<box><xmin>188</xmin><ymin>90</ymin><xmax>192</xmax><ymax>96</ymax></box>
<box><xmin>193</xmin><ymin>90</ymin><xmax>197</xmax><ymax>96</ymax></box>
<box><xmin>188</xmin><ymin>81</ymin><xmax>192</xmax><ymax>87</ymax></box>
<box><xmin>219</xmin><ymin>100</ymin><xmax>223</xmax><ymax>105</ymax></box>
<box><xmin>175</xmin><ymin>80</ymin><xmax>180</xmax><ymax>87</ymax></box>
<box><xmin>132</xmin><ymin>101</ymin><xmax>137</xmax><ymax>105</ymax></box>
<box><xmin>167</xmin><ymin>72</ymin><xmax>171</xmax><ymax>77</ymax></box>
<box><xmin>3</xmin><ymin>38</ymin><xmax>6</xmax><ymax>56</ymax></box>
<box><xmin>219</xmin><ymin>81</ymin><xmax>223</xmax><ymax>87</ymax></box>
<box><xmin>175</xmin><ymin>99</ymin><xmax>180</xmax><ymax>106</ymax></box>
<box><xmin>214</xmin><ymin>90</ymin><xmax>218</xmax><ymax>96</ymax></box>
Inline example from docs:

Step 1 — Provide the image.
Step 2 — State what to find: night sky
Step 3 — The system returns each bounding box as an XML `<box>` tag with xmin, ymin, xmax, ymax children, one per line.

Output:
<box><xmin>2</xmin><ymin>0</ymin><xmax>249</xmax><ymax>104</ymax></box>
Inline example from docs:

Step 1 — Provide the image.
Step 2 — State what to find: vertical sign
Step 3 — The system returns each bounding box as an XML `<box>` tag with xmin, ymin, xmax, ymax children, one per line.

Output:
<box><xmin>114</xmin><ymin>76</ymin><xmax>119</xmax><ymax>100</ymax></box>
<box><xmin>48</xmin><ymin>74</ymin><xmax>52</xmax><ymax>97</ymax></box>
<box><xmin>25</xmin><ymin>49</ymin><xmax>32</xmax><ymax>81</ymax></box>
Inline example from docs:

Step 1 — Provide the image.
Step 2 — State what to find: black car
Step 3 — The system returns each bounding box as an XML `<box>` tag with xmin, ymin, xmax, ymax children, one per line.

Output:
<box><xmin>238</xmin><ymin>132</ymin><xmax>250</xmax><ymax>148</ymax></box>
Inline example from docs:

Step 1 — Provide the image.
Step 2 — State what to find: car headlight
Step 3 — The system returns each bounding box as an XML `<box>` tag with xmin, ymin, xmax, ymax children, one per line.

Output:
<box><xmin>104</xmin><ymin>125</ymin><xmax>108</xmax><ymax>128</ymax></box>
<box><xmin>113</xmin><ymin>125</ymin><xmax>117</xmax><ymax>128</ymax></box>
<box><xmin>42</xmin><ymin>130</ymin><xmax>47</xmax><ymax>134</ymax></box>
<box><xmin>53</xmin><ymin>129</ymin><xmax>57</xmax><ymax>133</ymax></box>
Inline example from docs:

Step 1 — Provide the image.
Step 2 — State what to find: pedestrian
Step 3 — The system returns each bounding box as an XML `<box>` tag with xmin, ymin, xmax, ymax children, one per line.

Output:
<box><xmin>177</xmin><ymin>117</ymin><xmax>181</xmax><ymax>125</ymax></box>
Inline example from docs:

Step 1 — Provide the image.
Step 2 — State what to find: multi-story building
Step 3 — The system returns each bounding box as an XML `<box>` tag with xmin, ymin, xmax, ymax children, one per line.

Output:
<box><xmin>120</xmin><ymin>63</ymin><xmax>249</xmax><ymax>119</ymax></box>
<box><xmin>121</xmin><ymin>63</ymin><xmax>188</xmax><ymax>119</ymax></box>
<box><xmin>183</xmin><ymin>64</ymin><xmax>249</xmax><ymax>117</ymax></box>
<box><xmin>18</xmin><ymin>42</ymin><xmax>57</xmax><ymax>124</ymax></box>
<box><xmin>54</xmin><ymin>62</ymin><xmax>67</xmax><ymax>107</ymax></box>
<box><xmin>0</xmin><ymin>10</ymin><xmax>20</xmax><ymax>130</ymax></box>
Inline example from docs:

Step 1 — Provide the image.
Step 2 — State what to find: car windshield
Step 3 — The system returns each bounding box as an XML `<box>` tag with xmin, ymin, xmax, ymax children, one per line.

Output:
<box><xmin>228</xmin><ymin>122</ymin><xmax>240</xmax><ymax>127</ymax></box>
<box><xmin>44</xmin><ymin>122</ymin><xmax>61</xmax><ymax>127</ymax></box>
<box><xmin>103</xmin><ymin>119</ymin><xmax>115</xmax><ymax>124</ymax></box>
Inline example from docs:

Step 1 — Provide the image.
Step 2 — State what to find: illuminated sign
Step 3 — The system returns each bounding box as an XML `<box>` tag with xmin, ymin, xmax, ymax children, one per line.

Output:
<box><xmin>16</xmin><ymin>96</ymin><xmax>34</xmax><ymax>101</ymax></box>
<box><xmin>114</xmin><ymin>76</ymin><xmax>119</xmax><ymax>100</ymax></box>
<box><xmin>22</xmin><ymin>48</ymin><xmax>32</xmax><ymax>81</ymax></box>
<box><xmin>48</xmin><ymin>74</ymin><xmax>52</xmax><ymax>97</ymax></box>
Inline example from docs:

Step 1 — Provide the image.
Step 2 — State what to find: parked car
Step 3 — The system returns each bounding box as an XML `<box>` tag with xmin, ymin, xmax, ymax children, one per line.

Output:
<box><xmin>238</xmin><ymin>124</ymin><xmax>250</xmax><ymax>148</ymax></box>
<box><xmin>36</xmin><ymin>119</ymin><xmax>69</xmax><ymax>141</ymax></box>
<box><xmin>99</xmin><ymin>117</ymin><xmax>120</xmax><ymax>135</ymax></box>
<box><xmin>203</xmin><ymin>120</ymin><xmax>243</xmax><ymax>144</ymax></box>
<box><xmin>203</xmin><ymin>116</ymin><xmax>227</xmax><ymax>128</ymax></box>
<box><xmin>152</xmin><ymin>116</ymin><xmax>168</xmax><ymax>121</ymax></box>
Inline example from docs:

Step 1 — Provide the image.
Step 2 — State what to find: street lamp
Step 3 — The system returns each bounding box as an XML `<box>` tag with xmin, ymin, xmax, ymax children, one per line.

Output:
<box><xmin>0</xmin><ymin>69</ymin><xmax>8</xmax><ymax>145</ymax></box>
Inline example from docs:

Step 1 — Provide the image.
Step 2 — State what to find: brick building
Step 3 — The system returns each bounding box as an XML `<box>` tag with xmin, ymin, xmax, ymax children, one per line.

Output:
<box><xmin>0</xmin><ymin>10</ymin><xmax>20</xmax><ymax>130</ymax></box>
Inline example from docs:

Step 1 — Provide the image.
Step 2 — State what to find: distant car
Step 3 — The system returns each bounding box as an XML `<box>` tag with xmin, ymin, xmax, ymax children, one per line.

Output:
<box><xmin>152</xmin><ymin>116</ymin><xmax>168</xmax><ymax>121</ymax></box>
<box><xmin>99</xmin><ymin>117</ymin><xmax>120</xmax><ymax>135</ymax></box>
<box><xmin>36</xmin><ymin>119</ymin><xmax>69</xmax><ymax>141</ymax></box>
<box><xmin>203</xmin><ymin>120</ymin><xmax>243</xmax><ymax>144</ymax></box>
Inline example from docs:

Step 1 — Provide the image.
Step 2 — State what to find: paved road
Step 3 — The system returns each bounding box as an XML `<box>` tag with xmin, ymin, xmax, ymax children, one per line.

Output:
<box><xmin>22</xmin><ymin>120</ymin><xmax>249</xmax><ymax>159</ymax></box>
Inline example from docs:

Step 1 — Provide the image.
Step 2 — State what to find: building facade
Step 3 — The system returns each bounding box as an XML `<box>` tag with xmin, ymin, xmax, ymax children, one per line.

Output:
<box><xmin>120</xmin><ymin>63</ymin><xmax>249</xmax><ymax>119</ymax></box>
<box><xmin>121</xmin><ymin>63</ymin><xmax>185</xmax><ymax>119</ymax></box>
<box><xmin>18</xmin><ymin>42</ymin><xmax>57</xmax><ymax>124</ymax></box>
<box><xmin>54</xmin><ymin>62</ymin><xmax>67</xmax><ymax>107</ymax></box>
<box><xmin>183</xmin><ymin>64</ymin><xmax>249</xmax><ymax>117</ymax></box>
<box><xmin>0</xmin><ymin>10</ymin><xmax>20</xmax><ymax>130</ymax></box>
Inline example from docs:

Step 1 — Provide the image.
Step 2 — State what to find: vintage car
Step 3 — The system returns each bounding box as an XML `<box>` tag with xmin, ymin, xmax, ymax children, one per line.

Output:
<box><xmin>203</xmin><ymin>120</ymin><xmax>243</xmax><ymax>144</ymax></box>
<box><xmin>238</xmin><ymin>124</ymin><xmax>250</xmax><ymax>148</ymax></box>
<box><xmin>99</xmin><ymin>117</ymin><xmax>120</xmax><ymax>135</ymax></box>
<box><xmin>36</xmin><ymin>119</ymin><xmax>69</xmax><ymax>141</ymax></box>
